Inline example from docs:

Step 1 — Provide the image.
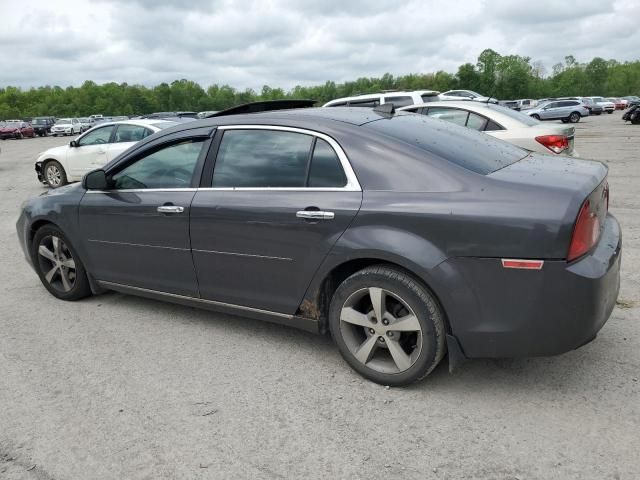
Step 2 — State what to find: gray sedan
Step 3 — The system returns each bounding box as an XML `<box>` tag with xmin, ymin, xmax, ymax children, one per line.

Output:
<box><xmin>16</xmin><ymin>107</ymin><xmax>621</xmax><ymax>386</ymax></box>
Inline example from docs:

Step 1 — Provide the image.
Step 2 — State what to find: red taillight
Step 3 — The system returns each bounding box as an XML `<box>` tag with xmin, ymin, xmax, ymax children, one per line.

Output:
<box><xmin>535</xmin><ymin>134</ymin><xmax>569</xmax><ymax>154</ymax></box>
<box><xmin>567</xmin><ymin>200</ymin><xmax>600</xmax><ymax>261</ymax></box>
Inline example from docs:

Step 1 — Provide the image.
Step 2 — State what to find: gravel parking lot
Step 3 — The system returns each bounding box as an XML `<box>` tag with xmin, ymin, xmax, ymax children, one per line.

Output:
<box><xmin>1</xmin><ymin>113</ymin><xmax>639</xmax><ymax>480</ymax></box>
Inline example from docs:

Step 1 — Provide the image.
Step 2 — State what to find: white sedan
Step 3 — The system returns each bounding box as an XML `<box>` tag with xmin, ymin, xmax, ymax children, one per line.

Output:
<box><xmin>36</xmin><ymin>119</ymin><xmax>178</xmax><ymax>188</ymax></box>
<box><xmin>399</xmin><ymin>101</ymin><xmax>577</xmax><ymax>156</ymax></box>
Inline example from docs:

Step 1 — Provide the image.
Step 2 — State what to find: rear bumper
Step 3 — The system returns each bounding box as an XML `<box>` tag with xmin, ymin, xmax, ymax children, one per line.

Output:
<box><xmin>440</xmin><ymin>214</ymin><xmax>621</xmax><ymax>358</ymax></box>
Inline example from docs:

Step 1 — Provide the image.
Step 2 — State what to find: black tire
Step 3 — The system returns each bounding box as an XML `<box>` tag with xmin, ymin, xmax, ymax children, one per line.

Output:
<box><xmin>43</xmin><ymin>160</ymin><xmax>68</xmax><ymax>188</ymax></box>
<box><xmin>31</xmin><ymin>225</ymin><xmax>92</xmax><ymax>301</ymax></box>
<box><xmin>595</xmin><ymin>112</ymin><xmax>602</xmax><ymax>115</ymax></box>
<box><xmin>569</xmin><ymin>112</ymin><xmax>581</xmax><ymax>123</ymax></box>
<box><xmin>531</xmin><ymin>114</ymin><xmax>540</xmax><ymax>120</ymax></box>
<box><xmin>561</xmin><ymin>119</ymin><xmax>568</xmax><ymax>123</ymax></box>
<box><xmin>329</xmin><ymin>265</ymin><xmax>446</xmax><ymax>386</ymax></box>
<box><xmin>607</xmin><ymin>110</ymin><xmax>613</xmax><ymax>114</ymax></box>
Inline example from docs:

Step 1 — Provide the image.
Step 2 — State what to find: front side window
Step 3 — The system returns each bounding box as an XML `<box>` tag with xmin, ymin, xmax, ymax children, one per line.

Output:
<box><xmin>78</xmin><ymin>125</ymin><xmax>115</xmax><ymax>146</ymax></box>
<box><xmin>308</xmin><ymin>139</ymin><xmax>347</xmax><ymax>188</ymax></box>
<box><xmin>212</xmin><ymin>130</ymin><xmax>313</xmax><ymax>188</ymax></box>
<box><xmin>114</xmin><ymin>124</ymin><xmax>152</xmax><ymax>143</ymax></box>
<box><xmin>112</xmin><ymin>139</ymin><xmax>204</xmax><ymax>189</ymax></box>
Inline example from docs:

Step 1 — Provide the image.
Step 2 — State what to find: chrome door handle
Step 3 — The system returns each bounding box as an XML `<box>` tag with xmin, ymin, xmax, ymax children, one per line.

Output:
<box><xmin>157</xmin><ymin>205</ymin><xmax>185</xmax><ymax>214</ymax></box>
<box><xmin>296</xmin><ymin>210</ymin><xmax>335</xmax><ymax>220</ymax></box>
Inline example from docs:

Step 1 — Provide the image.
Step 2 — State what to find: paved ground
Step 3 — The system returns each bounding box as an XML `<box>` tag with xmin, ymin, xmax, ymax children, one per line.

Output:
<box><xmin>1</xmin><ymin>113</ymin><xmax>639</xmax><ymax>480</ymax></box>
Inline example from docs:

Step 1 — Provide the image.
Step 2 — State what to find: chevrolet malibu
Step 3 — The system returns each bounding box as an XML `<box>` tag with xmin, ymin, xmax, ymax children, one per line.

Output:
<box><xmin>16</xmin><ymin>107</ymin><xmax>621</xmax><ymax>386</ymax></box>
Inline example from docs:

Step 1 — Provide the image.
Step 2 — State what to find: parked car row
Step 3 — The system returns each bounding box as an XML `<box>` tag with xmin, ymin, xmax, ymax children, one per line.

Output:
<box><xmin>18</xmin><ymin>100</ymin><xmax>621</xmax><ymax>386</ymax></box>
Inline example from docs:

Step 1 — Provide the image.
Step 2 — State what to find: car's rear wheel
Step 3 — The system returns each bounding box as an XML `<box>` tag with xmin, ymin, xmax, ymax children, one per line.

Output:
<box><xmin>43</xmin><ymin>160</ymin><xmax>67</xmax><ymax>188</ymax></box>
<box><xmin>531</xmin><ymin>114</ymin><xmax>540</xmax><ymax>120</ymax></box>
<box><xmin>329</xmin><ymin>265</ymin><xmax>446</xmax><ymax>386</ymax></box>
<box><xmin>569</xmin><ymin>112</ymin><xmax>581</xmax><ymax>123</ymax></box>
<box><xmin>31</xmin><ymin>225</ymin><xmax>92</xmax><ymax>301</ymax></box>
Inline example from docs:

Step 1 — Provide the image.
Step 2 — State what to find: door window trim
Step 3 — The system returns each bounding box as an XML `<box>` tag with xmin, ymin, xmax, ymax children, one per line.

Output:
<box><xmin>200</xmin><ymin>125</ymin><xmax>362</xmax><ymax>192</ymax></box>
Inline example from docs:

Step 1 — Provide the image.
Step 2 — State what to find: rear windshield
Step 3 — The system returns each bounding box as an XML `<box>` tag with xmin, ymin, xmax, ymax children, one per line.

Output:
<box><xmin>150</xmin><ymin>121</ymin><xmax>179</xmax><ymax>129</ymax></box>
<box><xmin>364</xmin><ymin>113</ymin><xmax>528</xmax><ymax>175</ymax></box>
<box><xmin>486</xmin><ymin>104</ymin><xmax>539</xmax><ymax>126</ymax></box>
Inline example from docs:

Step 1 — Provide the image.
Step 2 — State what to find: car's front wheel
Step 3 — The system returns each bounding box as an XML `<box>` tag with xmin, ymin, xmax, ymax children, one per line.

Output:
<box><xmin>531</xmin><ymin>114</ymin><xmax>540</xmax><ymax>120</ymax></box>
<box><xmin>31</xmin><ymin>225</ymin><xmax>92</xmax><ymax>301</ymax></box>
<box><xmin>329</xmin><ymin>265</ymin><xmax>446</xmax><ymax>386</ymax></box>
<box><xmin>43</xmin><ymin>160</ymin><xmax>68</xmax><ymax>188</ymax></box>
<box><xmin>569</xmin><ymin>112</ymin><xmax>581</xmax><ymax>123</ymax></box>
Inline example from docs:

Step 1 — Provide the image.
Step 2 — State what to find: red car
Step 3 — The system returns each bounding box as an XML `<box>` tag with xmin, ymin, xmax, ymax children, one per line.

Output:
<box><xmin>0</xmin><ymin>120</ymin><xmax>35</xmax><ymax>140</ymax></box>
<box><xmin>608</xmin><ymin>98</ymin><xmax>626</xmax><ymax>110</ymax></box>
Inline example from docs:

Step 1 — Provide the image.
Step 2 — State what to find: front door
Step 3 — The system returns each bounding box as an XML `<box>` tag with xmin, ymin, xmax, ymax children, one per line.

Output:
<box><xmin>66</xmin><ymin>124</ymin><xmax>115</xmax><ymax>178</ymax></box>
<box><xmin>190</xmin><ymin>127</ymin><xmax>362</xmax><ymax>314</ymax></box>
<box><xmin>79</xmin><ymin>138</ymin><xmax>208</xmax><ymax>296</ymax></box>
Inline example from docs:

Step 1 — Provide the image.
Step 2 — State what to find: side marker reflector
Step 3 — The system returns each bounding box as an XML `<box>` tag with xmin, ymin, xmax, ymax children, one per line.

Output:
<box><xmin>501</xmin><ymin>259</ymin><xmax>544</xmax><ymax>270</ymax></box>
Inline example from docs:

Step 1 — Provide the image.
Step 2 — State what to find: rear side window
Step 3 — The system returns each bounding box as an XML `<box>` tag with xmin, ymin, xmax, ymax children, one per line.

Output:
<box><xmin>114</xmin><ymin>124</ymin><xmax>152</xmax><ymax>143</ymax></box>
<box><xmin>420</xmin><ymin>94</ymin><xmax>439</xmax><ymax>103</ymax></box>
<box><xmin>349</xmin><ymin>99</ymin><xmax>380</xmax><ymax>107</ymax></box>
<box><xmin>426</xmin><ymin>107</ymin><xmax>468</xmax><ymax>126</ymax></box>
<box><xmin>212</xmin><ymin>130</ymin><xmax>313</xmax><ymax>188</ymax></box>
<box><xmin>364</xmin><ymin>114</ymin><xmax>527</xmax><ymax>175</ymax></box>
<box><xmin>384</xmin><ymin>96</ymin><xmax>413</xmax><ymax>107</ymax></box>
<box><xmin>308</xmin><ymin>139</ymin><xmax>347</xmax><ymax>188</ymax></box>
<box><xmin>466</xmin><ymin>112</ymin><xmax>488</xmax><ymax>131</ymax></box>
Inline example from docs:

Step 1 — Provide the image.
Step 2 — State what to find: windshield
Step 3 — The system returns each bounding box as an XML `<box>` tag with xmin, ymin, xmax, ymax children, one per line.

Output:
<box><xmin>57</xmin><ymin>118</ymin><xmax>72</xmax><ymax>124</ymax></box>
<box><xmin>592</xmin><ymin>97</ymin><xmax>604</xmax><ymax>102</ymax></box>
<box><xmin>364</xmin><ymin>113</ymin><xmax>527</xmax><ymax>175</ymax></box>
<box><xmin>4</xmin><ymin>122</ymin><xmax>20</xmax><ymax>128</ymax></box>
<box><xmin>32</xmin><ymin>118</ymin><xmax>46</xmax><ymax>124</ymax></box>
<box><xmin>487</xmin><ymin>104</ymin><xmax>540</xmax><ymax>126</ymax></box>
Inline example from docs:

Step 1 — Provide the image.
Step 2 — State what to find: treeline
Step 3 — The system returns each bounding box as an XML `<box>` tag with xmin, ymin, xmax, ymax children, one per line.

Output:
<box><xmin>1</xmin><ymin>49</ymin><xmax>639</xmax><ymax>119</ymax></box>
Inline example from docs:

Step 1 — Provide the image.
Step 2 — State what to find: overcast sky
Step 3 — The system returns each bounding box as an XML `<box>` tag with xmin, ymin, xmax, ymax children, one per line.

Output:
<box><xmin>1</xmin><ymin>0</ymin><xmax>639</xmax><ymax>91</ymax></box>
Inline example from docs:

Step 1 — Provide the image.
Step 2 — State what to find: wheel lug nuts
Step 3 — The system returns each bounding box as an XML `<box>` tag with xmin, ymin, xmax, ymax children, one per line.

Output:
<box><xmin>379</xmin><ymin>336</ymin><xmax>385</xmax><ymax>343</ymax></box>
<box><xmin>382</xmin><ymin>319</ymin><xmax>389</xmax><ymax>326</ymax></box>
<box><xmin>369</xmin><ymin>328</ymin><xmax>375</xmax><ymax>334</ymax></box>
<box><xmin>371</xmin><ymin>318</ymin><xmax>378</xmax><ymax>324</ymax></box>
<box><xmin>387</xmin><ymin>332</ymin><xmax>394</xmax><ymax>337</ymax></box>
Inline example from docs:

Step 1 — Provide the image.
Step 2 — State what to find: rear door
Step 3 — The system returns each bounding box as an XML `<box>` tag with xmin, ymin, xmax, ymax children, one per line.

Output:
<box><xmin>190</xmin><ymin>126</ymin><xmax>362</xmax><ymax>314</ymax></box>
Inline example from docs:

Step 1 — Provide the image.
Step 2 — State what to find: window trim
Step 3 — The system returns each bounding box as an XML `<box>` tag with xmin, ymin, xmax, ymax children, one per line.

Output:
<box><xmin>202</xmin><ymin>125</ymin><xmax>361</xmax><ymax>192</ymax></box>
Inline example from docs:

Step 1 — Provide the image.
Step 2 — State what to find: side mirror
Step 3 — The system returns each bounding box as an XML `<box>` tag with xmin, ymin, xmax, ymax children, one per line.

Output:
<box><xmin>83</xmin><ymin>169</ymin><xmax>108</xmax><ymax>190</ymax></box>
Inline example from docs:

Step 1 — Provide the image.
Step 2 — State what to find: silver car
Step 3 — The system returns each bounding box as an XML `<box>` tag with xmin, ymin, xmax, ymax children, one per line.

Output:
<box><xmin>526</xmin><ymin>100</ymin><xmax>589</xmax><ymax>123</ymax></box>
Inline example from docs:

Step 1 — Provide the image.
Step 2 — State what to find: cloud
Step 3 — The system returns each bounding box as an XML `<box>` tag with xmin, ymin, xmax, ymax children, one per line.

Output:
<box><xmin>0</xmin><ymin>0</ymin><xmax>638</xmax><ymax>91</ymax></box>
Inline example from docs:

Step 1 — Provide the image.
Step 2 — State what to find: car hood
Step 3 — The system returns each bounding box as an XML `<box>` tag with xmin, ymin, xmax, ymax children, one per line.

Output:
<box><xmin>37</xmin><ymin>144</ymin><xmax>69</xmax><ymax>161</ymax></box>
<box><xmin>0</xmin><ymin>127</ymin><xmax>18</xmax><ymax>132</ymax></box>
<box><xmin>53</xmin><ymin>123</ymin><xmax>73</xmax><ymax>128</ymax></box>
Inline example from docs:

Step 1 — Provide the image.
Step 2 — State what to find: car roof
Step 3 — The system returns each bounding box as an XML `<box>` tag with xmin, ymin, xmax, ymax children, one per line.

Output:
<box><xmin>191</xmin><ymin>107</ymin><xmax>393</xmax><ymax>128</ymax></box>
<box><xmin>323</xmin><ymin>90</ymin><xmax>438</xmax><ymax>105</ymax></box>
<box><xmin>96</xmin><ymin>119</ymin><xmax>174</xmax><ymax>128</ymax></box>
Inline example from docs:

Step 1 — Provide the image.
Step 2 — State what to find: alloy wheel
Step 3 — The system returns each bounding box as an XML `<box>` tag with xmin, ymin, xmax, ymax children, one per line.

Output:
<box><xmin>46</xmin><ymin>164</ymin><xmax>62</xmax><ymax>187</ymax></box>
<box><xmin>37</xmin><ymin>235</ymin><xmax>76</xmax><ymax>293</ymax></box>
<box><xmin>339</xmin><ymin>287</ymin><xmax>422</xmax><ymax>374</ymax></box>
